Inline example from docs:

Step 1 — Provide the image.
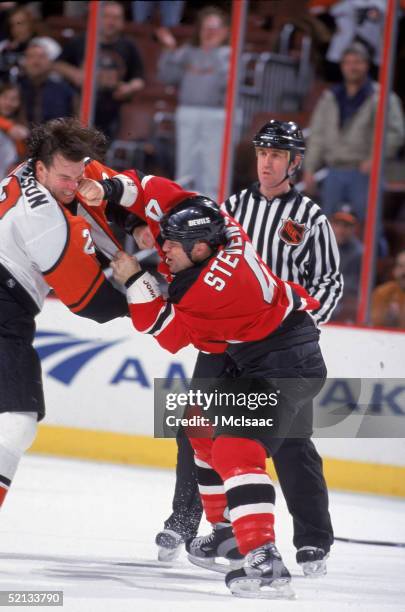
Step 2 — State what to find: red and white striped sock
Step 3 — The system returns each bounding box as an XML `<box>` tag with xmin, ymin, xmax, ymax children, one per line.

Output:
<box><xmin>212</xmin><ymin>436</ymin><xmax>276</xmax><ymax>555</ymax></box>
<box><xmin>189</xmin><ymin>435</ymin><xmax>228</xmax><ymax>523</ymax></box>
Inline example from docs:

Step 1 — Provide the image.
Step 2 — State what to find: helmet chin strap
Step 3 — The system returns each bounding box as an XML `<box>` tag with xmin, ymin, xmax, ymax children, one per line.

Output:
<box><xmin>182</xmin><ymin>241</ymin><xmax>204</xmax><ymax>262</ymax></box>
<box><xmin>267</xmin><ymin>150</ymin><xmax>296</xmax><ymax>191</ymax></box>
<box><xmin>187</xmin><ymin>242</ymin><xmax>216</xmax><ymax>264</ymax></box>
<box><xmin>183</xmin><ymin>244</ymin><xmax>195</xmax><ymax>261</ymax></box>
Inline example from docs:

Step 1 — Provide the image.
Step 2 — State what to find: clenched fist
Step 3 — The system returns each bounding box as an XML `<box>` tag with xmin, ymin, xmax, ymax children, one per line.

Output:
<box><xmin>111</xmin><ymin>250</ymin><xmax>141</xmax><ymax>284</ymax></box>
<box><xmin>132</xmin><ymin>225</ymin><xmax>155</xmax><ymax>249</ymax></box>
<box><xmin>77</xmin><ymin>178</ymin><xmax>104</xmax><ymax>206</ymax></box>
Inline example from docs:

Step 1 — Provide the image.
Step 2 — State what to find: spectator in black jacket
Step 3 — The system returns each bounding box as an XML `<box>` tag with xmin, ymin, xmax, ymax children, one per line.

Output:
<box><xmin>55</xmin><ymin>0</ymin><xmax>145</xmax><ymax>139</ymax></box>
<box><xmin>0</xmin><ymin>6</ymin><xmax>37</xmax><ymax>81</ymax></box>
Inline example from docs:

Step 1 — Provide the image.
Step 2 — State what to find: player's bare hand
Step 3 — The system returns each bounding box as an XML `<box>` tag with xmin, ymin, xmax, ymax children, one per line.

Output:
<box><xmin>111</xmin><ymin>251</ymin><xmax>141</xmax><ymax>284</ymax></box>
<box><xmin>77</xmin><ymin>178</ymin><xmax>104</xmax><ymax>206</ymax></box>
<box><xmin>132</xmin><ymin>225</ymin><xmax>155</xmax><ymax>249</ymax></box>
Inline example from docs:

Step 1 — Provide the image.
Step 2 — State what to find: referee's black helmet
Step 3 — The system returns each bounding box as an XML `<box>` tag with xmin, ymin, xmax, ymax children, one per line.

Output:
<box><xmin>253</xmin><ymin>119</ymin><xmax>306</xmax><ymax>156</ymax></box>
<box><xmin>160</xmin><ymin>196</ymin><xmax>226</xmax><ymax>257</ymax></box>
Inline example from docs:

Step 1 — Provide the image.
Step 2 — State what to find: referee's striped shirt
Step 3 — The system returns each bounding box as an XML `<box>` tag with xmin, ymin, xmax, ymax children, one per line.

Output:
<box><xmin>222</xmin><ymin>183</ymin><xmax>343</xmax><ymax>324</ymax></box>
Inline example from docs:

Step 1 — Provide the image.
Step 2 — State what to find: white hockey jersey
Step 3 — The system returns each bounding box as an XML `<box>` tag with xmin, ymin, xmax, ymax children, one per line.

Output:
<box><xmin>0</xmin><ymin>159</ymin><xmax>127</xmax><ymax>320</ymax></box>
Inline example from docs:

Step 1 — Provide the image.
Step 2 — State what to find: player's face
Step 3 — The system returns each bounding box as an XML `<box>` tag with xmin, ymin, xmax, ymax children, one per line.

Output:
<box><xmin>256</xmin><ymin>147</ymin><xmax>292</xmax><ymax>191</ymax></box>
<box><xmin>35</xmin><ymin>154</ymin><xmax>85</xmax><ymax>205</ymax></box>
<box><xmin>162</xmin><ymin>240</ymin><xmax>194</xmax><ymax>274</ymax></box>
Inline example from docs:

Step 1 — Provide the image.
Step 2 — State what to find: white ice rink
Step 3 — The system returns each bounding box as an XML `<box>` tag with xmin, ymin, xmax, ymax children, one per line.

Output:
<box><xmin>1</xmin><ymin>454</ymin><xmax>404</xmax><ymax>612</ymax></box>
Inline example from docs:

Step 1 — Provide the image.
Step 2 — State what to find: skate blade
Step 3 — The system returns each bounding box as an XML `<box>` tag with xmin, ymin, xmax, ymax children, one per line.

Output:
<box><xmin>158</xmin><ymin>544</ymin><xmax>183</xmax><ymax>562</ymax></box>
<box><xmin>230</xmin><ymin>577</ymin><xmax>296</xmax><ymax>600</ymax></box>
<box><xmin>187</xmin><ymin>554</ymin><xmax>244</xmax><ymax>575</ymax></box>
<box><xmin>301</xmin><ymin>560</ymin><xmax>327</xmax><ymax>578</ymax></box>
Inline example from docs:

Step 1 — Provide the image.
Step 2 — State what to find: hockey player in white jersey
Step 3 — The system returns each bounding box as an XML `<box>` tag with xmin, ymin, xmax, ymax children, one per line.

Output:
<box><xmin>0</xmin><ymin>118</ymin><xmax>139</xmax><ymax>512</ymax></box>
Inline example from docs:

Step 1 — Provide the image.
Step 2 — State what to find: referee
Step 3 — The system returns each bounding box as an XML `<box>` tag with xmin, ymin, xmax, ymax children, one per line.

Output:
<box><xmin>156</xmin><ymin>120</ymin><xmax>343</xmax><ymax>577</ymax></box>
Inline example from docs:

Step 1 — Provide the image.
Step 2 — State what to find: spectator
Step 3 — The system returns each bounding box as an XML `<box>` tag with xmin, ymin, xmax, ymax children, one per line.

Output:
<box><xmin>157</xmin><ymin>6</ymin><xmax>232</xmax><ymax>200</ymax></box>
<box><xmin>325</xmin><ymin>0</ymin><xmax>386</xmax><ymax>80</ymax></box>
<box><xmin>62</xmin><ymin>2</ymin><xmax>88</xmax><ymax>18</ymax></box>
<box><xmin>330</xmin><ymin>204</ymin><xmax>363</xmax><ymax>293</ymax></box>
<box><xmin>306</xmin><ymin>1</ymin><xmax>342</xmax><ymax>81</ymax></box>
<box><xmin>55</xmin><ymin>0</ymin><xmax>145</xmax><ymax>140</ymax></box>
<box><xmin>0</xmin><ymin>6</ymin><xmax>37</xmax><ymax>81</ymax></box>
<box><xmin>0</xmin><ymin>3</ymin><xmax>17</xmax><ymax>43</ymax></box>
<box><xmin>330</xmin><ymin>204</ymin><xmax>363</xmax><ymax>322</ymax></box>
<box><xmin>18</xmin><ymin>37</ymin><xmax>74</xmax><ymax>125</ymax></box>
<box><xmin>303</xmin><ymin>43</ymin><xmax>405</xmax><ymax>221</ymax></box>
<box><xmin>0</xmin><ymin>82</ymin><xmax>28</xmax><ymax>178</ymax></box>
<box><xmin>132</xmin><ymin>1</ymin><xmax>185</xmax><ymax>28</ymax></box>
<box><xmin>371</xmin><ymin>250</ymin><xmax>405</xmax><ymax>328</ymax></box>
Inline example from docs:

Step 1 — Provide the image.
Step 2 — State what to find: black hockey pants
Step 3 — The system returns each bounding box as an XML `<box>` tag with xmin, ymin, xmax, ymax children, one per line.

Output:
<box><xmin>164</xmin><ymin>350</ymin><xmax>334</xmax><ymax>552</ymax></box>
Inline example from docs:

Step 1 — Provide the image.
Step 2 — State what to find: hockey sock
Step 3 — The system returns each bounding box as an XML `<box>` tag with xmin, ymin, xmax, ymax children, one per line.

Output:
<box><xmin>0</xmin><ymin>412</ymin><xmax>37</xmax><ymax>510</ymax></box>
<box><xmin>212</xmin><ymin>436</ymin><xmax>276</xmax><ymax>555</ymax></box>
<box><xmin>0</xmin><ymin>443</ymin><xmax>20</xmax><ymax>509</ymax></box>
<box><xmin>194</xmin><ymin>456</ymin><xmax>228</xmax><ymax>524</ymax></box>
<box><xmin>189</xmin><ymin>436</ymin><xmax>228</xmax><ymax>524</ymax></box>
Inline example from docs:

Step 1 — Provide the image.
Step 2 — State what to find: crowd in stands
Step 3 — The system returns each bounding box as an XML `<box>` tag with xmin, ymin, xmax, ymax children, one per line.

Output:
<box><xmin>55</xmin><ymin>1</ymin><xmax>145</xmax><ymax>139</ymax></box>
<box><xmin>0</xmin><ymin>0</ymin><xmax>404</xmax><ymax>330</ymax></box>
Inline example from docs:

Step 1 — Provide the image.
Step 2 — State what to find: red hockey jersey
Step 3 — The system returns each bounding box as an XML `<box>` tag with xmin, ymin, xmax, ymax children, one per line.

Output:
<box><xmin>122</xmin><ymin>174</ymin><xmax>320</xmax><ymax>354</ymax></box>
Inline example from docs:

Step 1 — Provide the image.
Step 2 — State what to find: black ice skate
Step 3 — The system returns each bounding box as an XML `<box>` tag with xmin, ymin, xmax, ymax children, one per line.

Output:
<box><xmin>296</xmin><ymin>546</ymin><xmax>328</xmax><ymax>577</ymax></box>
<box><xmin>186</xmin><ymin>522</ymin><xmax>244</xmax><ymax>573</ymax></box>
<box><xmin>155</xmin><ymin>529</ymin><xmax>184</xmax><ymax>562</ymax></box>
<box><xmin>225</xmin><ymin>542</ymin><xmax>295</xmax><ymax>599</ymax></box>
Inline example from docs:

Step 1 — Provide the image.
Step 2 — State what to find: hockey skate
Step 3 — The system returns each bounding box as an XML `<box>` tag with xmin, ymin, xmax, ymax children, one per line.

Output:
<box><xmin>296</xmin><ymin>546</ymin><xmax>328</xmax><ymax>578</ymax></box>
<box><xmin>225</xmin><ymin>542</ymin><xmax>295</xmax><ymax>599</ymax></box>
<box><xmin>155</xmin><ymin>529</ymin><xmax>184</xmax><ymax>562</ymax></box>
<box><xmin>186</xmin><ymin>522</ymin><xmax>245</xmax><ymax>574</ymax></box>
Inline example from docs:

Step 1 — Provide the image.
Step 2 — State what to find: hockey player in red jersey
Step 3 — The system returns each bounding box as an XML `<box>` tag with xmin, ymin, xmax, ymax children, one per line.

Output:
<box><xmin>113</xmin><ymin>199</ymin><xmax>319</xmax><ymax>353</ymax></box>
<box><xmin>110</xmin><ymin>177</ymin><xmax>327</xmax><ymax>598</ymax></box>
<box><xmin>0</xmin><ymin>118</ymin><xmax>141</xmax><ymax>514</ymax></box>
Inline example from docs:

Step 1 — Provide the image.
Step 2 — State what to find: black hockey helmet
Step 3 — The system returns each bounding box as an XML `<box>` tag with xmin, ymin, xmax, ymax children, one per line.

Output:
<box><xmin>252</xmin><ymin>119</ymin><xmax>306</xmax><ymax>156</ymax></box>
<box><xmin>160</xmin><ymin>196</ymin><xmax>226</xmax><ymax>258</ymax></box>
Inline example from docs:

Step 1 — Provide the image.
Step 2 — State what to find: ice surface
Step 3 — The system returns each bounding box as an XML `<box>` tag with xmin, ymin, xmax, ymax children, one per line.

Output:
<box><xmin>0</xmin><ymin>455</ymin><xmax>404</xmax><ymax>612</ymax></box>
